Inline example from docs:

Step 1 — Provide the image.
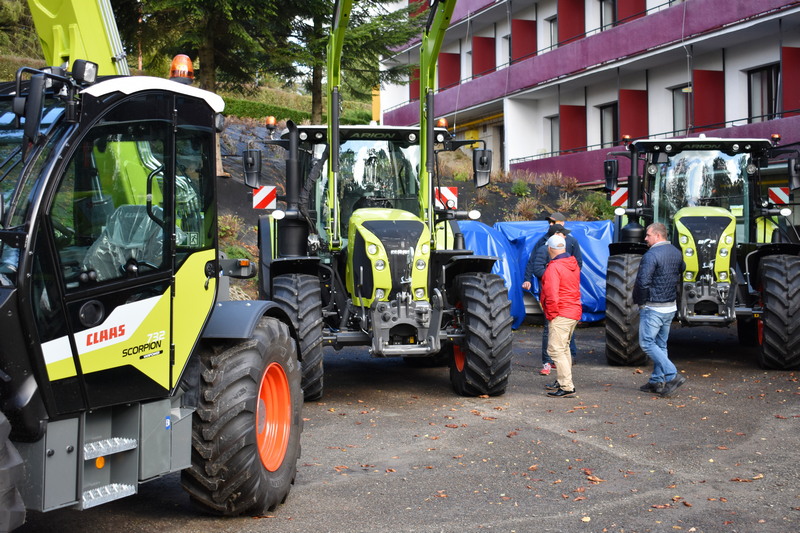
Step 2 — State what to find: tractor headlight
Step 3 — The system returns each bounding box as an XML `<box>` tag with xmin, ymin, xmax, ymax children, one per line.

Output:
<box><xmin>415</xmin><ymin>288</ymin><xmax>425</xmax><ymax>299</ymax></box>
<box><xmin>725</xmin><ymin>235</ymin><xmax>733</xmax><ymax>245</ymax></box>
<box><xmin>421</xmin><ymin>243</ymin><xmax>430</xmax><ymax>254</ymax></box>
<box><xmin>680</xmin><ymin>235</ymin><xmax>689</xmax><ymax>245</ymax></box>
<box><xmin>720</xmin><ymin>248</ymin><xmax>729</xmax><ymax>257</ymax></box>
<box><xmin>375</xmin><ymin>259</ymin><xmax>386</xmax><ymax>271</ymax></box>
<box><xmin>684</xmin><ymin>271</ymin><xmax>694</xmax><ymax>280</ymax></box>
<box><xmin>684</xmin><ymin>248</ymin><xmax>694</xmax><ymax>257</ymax></box>
<box><xmin>375</xmin><ymin>289</ymin><xmax>386</xmax><ymax>300</ymax></box>
<box><xmin>718</xmin><ymin>271</ymin><xmax>728</xmax><ymax>281</ymax></box>
<box><xmin>416</xmin><ymin>259</ymin><xmax>426</xmax><ymax>270</ymax></box>
<box><xmin>368</xmin><ymin>244</ymin><xmax>378</xmax><ymax>255</ymax></box>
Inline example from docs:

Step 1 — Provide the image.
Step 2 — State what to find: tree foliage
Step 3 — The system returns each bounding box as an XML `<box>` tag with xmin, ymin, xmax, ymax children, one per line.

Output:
<box><xmin>111</xmin><ymin>0</ymin><xmax>299</xmax><ymax>91</ymax></box>
<box><xmin>4</xmin><ymin>0</ymin><xmax>423</xmax><ymax>123</ymax></box>
<box><xmin>0</xmin><ymin>0</ymin><xmax>42</xmax><ymax>59</ymax></box>
<box><xmin>292</xmin><ymin>0</ymin><xmax>424</xmax><ymax>122</ymax></box>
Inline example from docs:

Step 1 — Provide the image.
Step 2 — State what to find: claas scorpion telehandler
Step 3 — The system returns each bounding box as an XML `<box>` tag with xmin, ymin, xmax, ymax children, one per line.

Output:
<box><xmin>1</xmin><ymin>1</ymin><xmax>303</xmax><ymax>531</ymax></box>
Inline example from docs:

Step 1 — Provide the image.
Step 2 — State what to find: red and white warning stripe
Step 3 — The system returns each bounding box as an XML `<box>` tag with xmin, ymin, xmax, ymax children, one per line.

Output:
<box><xmin>434</xmin><ymin>186</ymin><xmax>458</xmax><ymax>209</ymax></box>
<box><xmin>768</xmin><ymin>186</ymin><xmax>790</xmax><ymax>205</ymax></box>
<box><xmin>610</xmin><ymin>187</ymin><xmax>628</xmax><ymax>207</ymax></box>
<box><xmin>253</xmin><ymin>185</ymin><xmax>277</xmax><ymax>209</ymax></box>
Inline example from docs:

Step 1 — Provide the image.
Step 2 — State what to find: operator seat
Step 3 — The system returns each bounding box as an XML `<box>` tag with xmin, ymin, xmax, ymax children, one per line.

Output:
<box><xmin>82</xmin><ymin>204</ymin><xmax>164</xmax><ymax>281</ymax></box>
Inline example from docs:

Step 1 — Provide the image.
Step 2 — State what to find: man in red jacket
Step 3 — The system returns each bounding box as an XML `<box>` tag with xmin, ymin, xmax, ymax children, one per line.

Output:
<box><xmin>540</xmin><ymin>234</ymin><xmax>582</xmax><ymax>397</ymax></box>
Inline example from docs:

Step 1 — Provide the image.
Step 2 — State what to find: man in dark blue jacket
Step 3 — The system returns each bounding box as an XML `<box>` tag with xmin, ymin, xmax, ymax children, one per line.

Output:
<box><xmin>633</xmin><ymin>222</ymin><xmax>686</xmax><ymax>396</ymax></box>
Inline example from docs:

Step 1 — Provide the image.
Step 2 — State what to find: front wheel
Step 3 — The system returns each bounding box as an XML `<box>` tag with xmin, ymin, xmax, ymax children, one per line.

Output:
<box><xmin>181</xmin><ymin>317</ymin><xmax>303</xmax><ymax>515</ymax></box>
<box><xmin>273</xmin><ymin>274</ymin><xmax>325</xmax><ymax>401</ymax></box>
<box><xmin>757</xmin><ymin>255</ymin><xmax>800</xmax><ymax>370</ymax></box>
<box><xmin>605</xmin><ymin>254</ymin><xmax>648</xmax><ymax>366</ymax></box>
<box><xmin>449</xmin><ymin>273</ymin><xmax>513</xmax><ymax>396</ymax></box>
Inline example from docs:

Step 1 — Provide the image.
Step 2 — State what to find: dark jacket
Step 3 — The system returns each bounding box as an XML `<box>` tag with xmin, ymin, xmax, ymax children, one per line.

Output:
<box><xmin>525</xmin><ymin>234</ymin><xmax>583</xmax><ymax>282</ymax></box>
<box><xmin>540</xmin><ymin>254</ymin><xmax>582</xmax><ymax>322</ymax></box>
<box><xmin>632</xmin><ymin>241</ymin><xmax>685</xmax><ymax>305</ymax></box>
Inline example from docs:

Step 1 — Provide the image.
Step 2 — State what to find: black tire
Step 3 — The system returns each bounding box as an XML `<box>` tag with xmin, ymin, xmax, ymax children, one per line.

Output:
<box><xmin>605</xmin><ymin>254</ymin><xmax>648</xmax><ymax>366</ymax></box>
<box><xmin>449</xmin><ymin>273</ymin><xmax>513</xmax><ymax>396</ymax></box>
<box><xmin>273</xmin><ymin>274</ymin><xmax>325</xmax><ymax>401</ymax></box>
<box><xmin>0</xmin><ymin>411</ymin><xmax>25</xmax><ymax>532</ymax></box>
<box><xmin>757</xmin><ymin>255</ymin><xmax>800</xmax><ymax>370</ymax></box>
<box><xmin>181</xmin><ymin>317</ymin><xmax>303</xmax><ymax>515</ymax></box>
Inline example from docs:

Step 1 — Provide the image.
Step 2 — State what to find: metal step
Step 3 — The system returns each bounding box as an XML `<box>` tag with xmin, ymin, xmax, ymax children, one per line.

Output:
<box><xmin>82</xmin><ymin>483</ymin><xmax>136</xmax><ymax>508</ymax></box>
<box><xmin>83</xmin><ymin>437</ymin><xmax>138</xmax><ymax>460</ymax></box>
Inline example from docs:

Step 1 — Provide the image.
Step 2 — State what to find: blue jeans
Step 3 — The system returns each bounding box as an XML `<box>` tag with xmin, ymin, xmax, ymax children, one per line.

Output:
<box><xmin>639</xmin><ymin>307</ymin><xmax>677</xmax><ymax>383</ymax></box>
<box><xmin>542</xmin><ymin>320</ymin><xmax>577</xmax><ymax>364</ymax></box>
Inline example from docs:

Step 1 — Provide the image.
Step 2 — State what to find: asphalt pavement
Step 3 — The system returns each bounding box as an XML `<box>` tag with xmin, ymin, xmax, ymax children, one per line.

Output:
<box><xmin>18</xmin><ymin>321</ymin><xmax>799</xmax><ymax>533</ymax></box>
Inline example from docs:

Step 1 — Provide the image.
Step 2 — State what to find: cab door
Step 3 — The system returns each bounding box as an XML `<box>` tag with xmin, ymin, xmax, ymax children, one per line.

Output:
<box><xmin>38</xmin><ymin>92</ymin><xmax>188</xmax><ymax>408</ymax></box>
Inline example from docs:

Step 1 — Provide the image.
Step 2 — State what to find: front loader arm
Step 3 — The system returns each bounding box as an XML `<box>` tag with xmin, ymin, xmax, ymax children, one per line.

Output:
<box><xmin>418</xmin><ymin>0</ymin><xmax>456</xmax><ymax>236</ymax></box>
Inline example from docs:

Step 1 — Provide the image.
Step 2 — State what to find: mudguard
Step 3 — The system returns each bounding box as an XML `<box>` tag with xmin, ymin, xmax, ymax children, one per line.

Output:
<box><xmin>202</xmin><ymin>300</ymin><xmax>290</xmax><ymax>340</ymax></box>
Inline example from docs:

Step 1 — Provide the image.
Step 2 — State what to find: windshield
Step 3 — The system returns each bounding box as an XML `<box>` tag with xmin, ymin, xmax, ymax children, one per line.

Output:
<box><xmin>337</xmin><ymin>139</ymin><xmax>421</xmax><ymax>234</ymax></box>
<box><xmin>653</xmin><ymin>150</ymin><xmax>751</xmax><ymax>236</ymax></box>
<box><xmin>0</xmin><ymin>97</ymin><xmax>66</xmax><ymax>223</ymax></box>
<box><xmin>0</xmin><ymin>96</ymin><xmax>66</xmax><ymax>281</ymax></box>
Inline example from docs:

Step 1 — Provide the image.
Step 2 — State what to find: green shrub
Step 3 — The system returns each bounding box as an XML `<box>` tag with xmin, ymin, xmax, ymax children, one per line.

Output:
<box><xmin>222</xmin><ymin>244</ymin><xmax>253</xmax><ymax>261</ymax></box>
<box><xmin>511</xmin><ymin>179</ymin><xmax>531</xmax><ymax>197</ymax></box>
<box><xmin>576</xmin><ymin>191</ymin><xmax>616</xmax><ymax>220</ymax></box>
<box><xmin>223</xmin><ymin>97</ymin><xmax>311</xmax><ymax>123</ymax></box>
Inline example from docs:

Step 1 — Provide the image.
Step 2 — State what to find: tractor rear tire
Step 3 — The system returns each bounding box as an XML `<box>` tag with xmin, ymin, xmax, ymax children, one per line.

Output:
<box><xmin>181</xmin><ymin>317</ymin><xmax>303</xmax><ymax>516</ymax></box>
<box><xmin>273</xmin><ymin>274</ymin><xmax>325</xmax><ymax>401</ymax></box>
<box><xmin>605</xmin><ymin>254</ymin><xmax>648</xmax><ymax>366</ymax></box>
<box><xmin>757</xmin><ymin>255</ymin><xmax>800</xmax><ymax>370</ymax></box>
<box><xmin>449</xmin><ymin>273</ymin><xmax>513</xmax><ymax>396</ymax></box>
<box><xmin>0</xmin><ymin>411</ymin><xmax>25</xmax><ymax>533</ymax></box>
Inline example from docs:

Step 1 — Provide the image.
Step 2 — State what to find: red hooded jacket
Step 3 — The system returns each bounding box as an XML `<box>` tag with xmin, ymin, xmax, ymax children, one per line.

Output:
<box><xmin>540</xmin><ymin>254</ymin><xmax>582</xmax><ymax>322</ymax></box>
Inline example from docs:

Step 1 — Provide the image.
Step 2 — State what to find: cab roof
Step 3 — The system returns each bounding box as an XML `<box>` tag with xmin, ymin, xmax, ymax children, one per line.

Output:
<box><xmin>81</xmin><ymin>75</ymin><xmax>224</xmax><ymax>113</ymax></box>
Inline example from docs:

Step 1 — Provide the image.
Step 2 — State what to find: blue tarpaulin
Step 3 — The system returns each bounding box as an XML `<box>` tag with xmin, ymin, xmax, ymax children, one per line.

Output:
<box><xmin>460</xmin><ymin>220</ymin><xmax>614</xmax><ymax>329</ymax></box>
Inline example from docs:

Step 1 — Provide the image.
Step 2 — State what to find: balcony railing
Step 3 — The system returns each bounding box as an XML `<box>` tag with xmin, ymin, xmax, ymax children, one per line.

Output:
<box><xmin>509</xmin><ymin>109</ymin><xmax>800</xmax><ymax>166</ymax></box>
<box><xmin>383</xmin><ymin>1</ymin><xmax>675</xmax><ymax>114</ymax></box>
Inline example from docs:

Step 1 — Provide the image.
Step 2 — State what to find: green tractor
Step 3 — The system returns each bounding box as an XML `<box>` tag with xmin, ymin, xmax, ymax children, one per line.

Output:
<box><xmin>243</xmin><ymin>0</ymin><xmax>513</xmax><ymax>400</ymax></box>
<box><xmin>604</xmin><ymin>135</ymin><xmax>800</xmax><ymax>370</ymax></box>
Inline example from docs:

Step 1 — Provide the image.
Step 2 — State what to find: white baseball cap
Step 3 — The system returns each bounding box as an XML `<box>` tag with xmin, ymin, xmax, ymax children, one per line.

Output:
<box><xmin>546</xmin><ymin>234</ymin><xmax>566</xmax><ymax>250</ymax></box>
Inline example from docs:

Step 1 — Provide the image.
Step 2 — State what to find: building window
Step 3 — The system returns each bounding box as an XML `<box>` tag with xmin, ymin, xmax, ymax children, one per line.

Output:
<box><xmin>748</xmin><ymin>64</ymin><xmax>780</xmax><ymax>123</ymax></box>
<box><xmin>673</xmin><ymin>86</ymin><xmax>691</xmax><ymax>135</ymax></box>
<box><xmin>548</xmin><ymin>115</ymin><xmax>560</xmax><ymax>153</ymax></box>
<box><xmin>600</xmin><ymin>0</ymin><xmax>616</xmax><ymax>29</ymax></box>
<box><xmin>599</xmin><ymin>103</ymin><xmax>618</xmax><ymax>148</ymax></box>
<box><xmin>547</xmin><ymin>16</ymin><xmax>558</xmax><ymax>50</ymax></box>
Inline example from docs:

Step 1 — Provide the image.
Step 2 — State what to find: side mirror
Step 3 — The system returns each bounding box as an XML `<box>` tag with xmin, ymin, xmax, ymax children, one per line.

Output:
<box><xmin>243</xmin><ymin>149</ymin><xmax>262</xmax><ymax>188</ymax></box>
<box><xmin>604</xmin><ymin>159</ymin><xmax>618</xmax><ymax>192</ymax></box>
<box><xmin>23</xmin><ymin>74</ymin><xmax>46</xmax><ymax>151</ymax></box>
<box><xmin>473</xmin><ymin>149</ymin><xmax>492</xmax><ymax>188</ymax></box>
<box><xmin>789</xmin><ymin>158</ymin><xmax>800</xmax><ymax>190</ymax></box>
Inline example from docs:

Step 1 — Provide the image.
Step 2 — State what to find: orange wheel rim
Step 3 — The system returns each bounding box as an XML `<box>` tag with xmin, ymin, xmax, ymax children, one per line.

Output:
<box><xmin>454</xmin><ymin>345</ymin><xmax>465</xmax><ymax>372</ymax></box>
<box><xmin>256</xmin><ymin>362</ymin><xmax>291</xmax><ymax>472</ymax></box>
